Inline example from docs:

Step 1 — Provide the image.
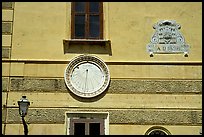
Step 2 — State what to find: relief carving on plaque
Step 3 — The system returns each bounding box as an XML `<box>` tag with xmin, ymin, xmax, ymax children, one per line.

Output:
<box><xmin>146</xmin><ymin>20</ymin><xmax>190</xmax><ymax>57</ymax></box>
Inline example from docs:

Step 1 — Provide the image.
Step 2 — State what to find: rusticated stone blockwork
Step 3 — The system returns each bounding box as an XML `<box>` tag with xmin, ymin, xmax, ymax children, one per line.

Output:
<box><xmin>7</xmin><ymin>109</ymin><xmax>202</xmax><ymax>125</ymax></box>
<box><xmin>2</xmin><ymin>77</ymin><xmax>9</xmax><ymax>92</ymax></box>
<box><xmin>2</xmin><ymin>48</ymin><xmax>10</xmax><ymax>58</ymax></box>
<box><xmin>2</xmin><ymin>2</ymin><xmax>13</xmax><ymax>9</ymax></box>
<box><xmin>108</xmin><ymin>110</ymin><xmax>202</xmax><ymax>125</ymax></box>
<box><xmin>7</xmin><ymin>109</ymin><xmax>67</xmax><ymax>124</ymax></box>
<box><xmin>10</xmin><ymin>78</ymin><xmax>67</xmax><ymax>92</ymax></box>
<box><xmin>10</xmin><ymin>78</ymin><xmax>202</xmax><ymax>94</ymax></box>
<box><xmin>109</xmin><ymin>80</ymin><xmax>202</xmax><ymax>93</ymax></box>
<box><xmin>2</xmin><ymin>23</ymin><xmax>12</xmax><ymax>34</ymax></box>
<box><xmin>2</xmin><ymin>108</ymin><xmax>7</xmax><ymax>123</ymax></box>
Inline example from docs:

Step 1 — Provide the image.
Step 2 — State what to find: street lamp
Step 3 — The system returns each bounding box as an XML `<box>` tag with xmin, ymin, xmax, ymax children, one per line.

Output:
<box><xmin>18</xmin><ymin>96</ymin><xmax>30</xmax><ymax>135</ymax></box>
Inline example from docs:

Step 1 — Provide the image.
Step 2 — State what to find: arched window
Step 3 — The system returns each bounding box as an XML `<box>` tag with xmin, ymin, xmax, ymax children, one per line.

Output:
<box><xmin>145</xmin><ymin>126</ymin><xmax>171</xmax><ymax>135</ymax></box>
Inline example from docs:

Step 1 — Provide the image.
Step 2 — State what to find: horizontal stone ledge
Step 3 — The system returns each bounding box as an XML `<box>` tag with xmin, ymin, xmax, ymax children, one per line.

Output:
<box><xmin>6</xmin><ymin>108</ymin><xmax>202</xmax><ymax>125</ymax></box>
<box><xmin>10</xmin><ymin>78</ymin><xmax>202</xmax><ymax>94</ymax></box>
<box><xmin>1</xmin><ymin>59</ymin><xmax>202</xmax><ymax>66</ymax></box>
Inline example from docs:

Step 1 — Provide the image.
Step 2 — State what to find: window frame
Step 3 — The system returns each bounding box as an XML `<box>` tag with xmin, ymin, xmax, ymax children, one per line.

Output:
<box><xmin>71</xmin><ymin>2</ymin><xmax>103</xmax><ymax>39</ymax></box>
<box><xmin>69</xmin><ymin>118</ymin><xmax>105</xmax><ymax>135</ymax></box>
<box><xmin>66</xmin><ymin>112</ymin><xmax>109</xmax><ymax>135</ymax></box>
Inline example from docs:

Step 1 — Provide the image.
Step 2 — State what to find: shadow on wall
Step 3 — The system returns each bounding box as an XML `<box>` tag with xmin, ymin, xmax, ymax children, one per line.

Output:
<box><xmin>63</xmin><ymin>39</ymin><xmax>112</xmax><ymax>55</ymax></box>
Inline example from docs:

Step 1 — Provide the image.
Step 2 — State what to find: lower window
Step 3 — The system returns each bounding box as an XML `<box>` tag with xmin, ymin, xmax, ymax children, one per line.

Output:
<box><xmin>70</xmin><ymin>118</ymin><xmax>104</xmax><ymax>135</ymax></box>
<box><xmin>66</xmin><ymin>112</ymin><xmax>109</xmax><ymax>135</ymax></box>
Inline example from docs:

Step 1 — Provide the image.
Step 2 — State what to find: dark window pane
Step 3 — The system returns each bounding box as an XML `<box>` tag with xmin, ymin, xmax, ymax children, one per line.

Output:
<box><xmin>149</xmin><ymin>130</ymin><xmax>167</xmax><ymax>135</ymax></box>
<box><xmin>89</xmin><ymin>123</ymin><xmax>100</xmax><ymax>135</ymax></box>
<box><xmin>90</xmin><ymin>2</ymin><xmax>99</xmax><ymax>13</ymax></box>
<box><xmin>75</xmin><ymin>2</ymin><xmax>85</xmax><ymax>12</ymax></box>
<box><xmin>75</xmin><ymin>15</ymin><xmax>85</xmax><ymax>38</ymax></box>
<box><xmin>74</xmin><ymin>123</ymin><xmax>85</xmax><ymax>135</ymax></box>
<box><xmin>89</xmin><ymin>15</ymin><xmax>100</xmax><ymax>38</ymax></box>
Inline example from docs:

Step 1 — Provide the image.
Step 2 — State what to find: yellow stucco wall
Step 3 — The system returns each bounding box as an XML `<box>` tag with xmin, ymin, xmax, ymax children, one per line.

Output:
<box><xmin>11</xmin><ymin>2</ymin><xmax>202</xmax><ymax>61</ymax></box>
<box><xmin>4</xmin><ymin>124</ymin><xmax>201</xmax><ymax>135</ymax></box>
<box><xmin>2</xmin><ymin>2</ymin><xmax>202</xmax><ymax>135</ymax></box>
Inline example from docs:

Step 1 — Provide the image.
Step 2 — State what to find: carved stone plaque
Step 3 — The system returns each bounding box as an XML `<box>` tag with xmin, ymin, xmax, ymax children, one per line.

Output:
<box><xmin>146</xmin><ymin>20</ymin><xmax>189</xmax><ymax>56</ymax></box>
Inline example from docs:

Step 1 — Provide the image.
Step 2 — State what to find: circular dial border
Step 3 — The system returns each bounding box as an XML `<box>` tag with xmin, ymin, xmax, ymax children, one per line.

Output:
<box><xmin>64</xmin><ymin>55</ymin><xmax>110</xmax><ymax>98</ymax></box>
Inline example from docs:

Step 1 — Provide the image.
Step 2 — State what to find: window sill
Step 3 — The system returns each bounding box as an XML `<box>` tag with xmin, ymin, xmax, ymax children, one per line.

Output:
<box><xmin>63</xmin><ymin>39</ymin><xmax>112</xmax><ymax>55</ymax></box>
<box><xmin>63</xmin><ymin>39</ymin><xmax>111</xmax><ymax>47</ymax></box>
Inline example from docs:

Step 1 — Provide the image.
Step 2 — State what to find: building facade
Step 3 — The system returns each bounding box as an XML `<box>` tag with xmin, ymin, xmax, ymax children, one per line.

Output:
<box><xmin>2</xmin><ymin>2</ymin><xmax>202</xmax><ymax>135</ymax></box>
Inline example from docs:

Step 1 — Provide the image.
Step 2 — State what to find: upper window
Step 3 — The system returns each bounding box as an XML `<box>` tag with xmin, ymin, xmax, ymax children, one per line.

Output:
<box><xmin>71</xmin><ymin>2</ymin><xmax>103</xmax><ymax>39</ymax></box>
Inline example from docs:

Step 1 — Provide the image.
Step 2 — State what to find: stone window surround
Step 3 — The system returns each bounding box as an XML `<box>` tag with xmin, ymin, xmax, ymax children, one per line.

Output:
<box><xmin>65</xmin><ymin>111</ymin><xmax>109</xmax><ymax>135</ymax></box>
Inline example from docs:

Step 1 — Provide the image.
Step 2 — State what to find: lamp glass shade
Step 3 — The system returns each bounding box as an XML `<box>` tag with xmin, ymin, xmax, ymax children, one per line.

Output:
<box><xmin>18</xmin><ymin>96</ymin><xmax>30</xmax><ymax>117</ymax></box>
